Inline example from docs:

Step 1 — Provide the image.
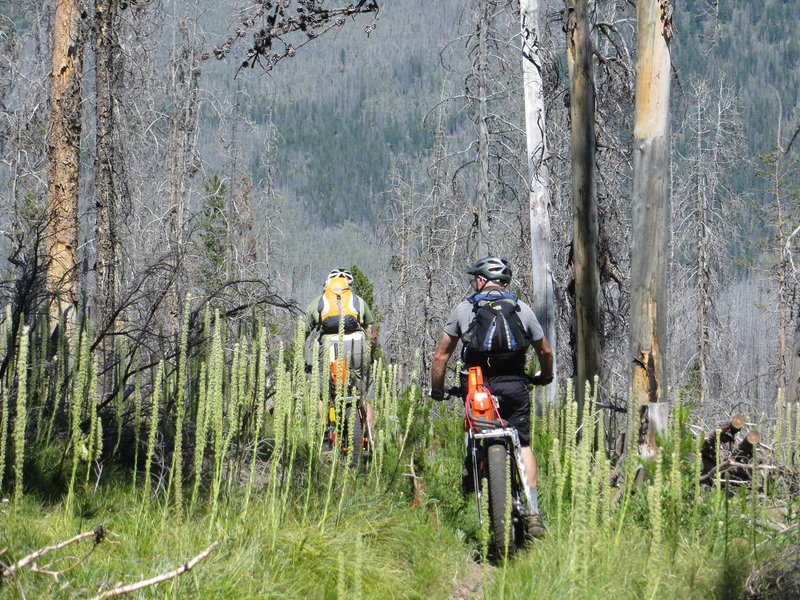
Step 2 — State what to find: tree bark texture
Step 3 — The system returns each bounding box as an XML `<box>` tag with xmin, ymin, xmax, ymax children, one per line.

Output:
<box><xmin>732</xmin><ymin>430</ymin><xmax>761</xmax><ymax>463</ymax></box>
<box><xmin>566</xmin><ymin>0</ymin><xmax>601</xmax><ymax>413</ymax></box>
<box><xmin>695</xmin><ymin>100</ymin><xmax>709</xmax><ymax>404</ymax></box>
<box><xmin>94</xmin><ymin>0</ymin><xmax>123</xmax><ymax>332</ymax></box>
<box><xmin>520</xmin><ymin>0</ymin><xmax>557</xmax><ymax>407</ymax></box>
<box><xmin>474</xmin><ymin>0</ymin><xmax>491</xmax><ymax>259</ymax></box>
<box><xmin>630</xmin><ymin>0</ymin><xmax>672</xmax><ymax>456</ymax></box>
<box><xmin>167</xmin><ymin>24</ymin><xmax>201</xmax><ymax>323</ymax></box>
<box><xmin>47</xmin><ymin>0</ymin><xmax>84</xmax><ymax>326</ymax></box>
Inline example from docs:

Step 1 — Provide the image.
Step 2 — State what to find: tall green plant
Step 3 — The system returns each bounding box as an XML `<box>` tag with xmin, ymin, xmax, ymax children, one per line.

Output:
<box><xmin>170</xmin><ymin>295</ymin><xmax>191</xmax><ymax>517</ymax></box>
<box><xmin>12</xmin><ymin>325</ymin><xmax>30</xmax><ymax>501</ymax></box>
<box><xmin>143</xmin><ymin>362</ymin><xmax>163</xmax><ymax>500</ymax></box>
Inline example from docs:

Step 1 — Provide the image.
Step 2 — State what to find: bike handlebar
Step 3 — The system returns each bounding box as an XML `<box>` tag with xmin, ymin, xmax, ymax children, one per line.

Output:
<box><xmin>432</xmin><ymin>374</ymin><xmax>551</xmax><ymax>401</ymax></box>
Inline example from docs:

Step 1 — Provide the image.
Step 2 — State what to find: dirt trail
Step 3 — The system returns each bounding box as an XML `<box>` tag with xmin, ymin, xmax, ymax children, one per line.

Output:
<box><xmin>450</xmin><ymin>561</ymin><xmax>492</xmax><ymax>600</ymax></box>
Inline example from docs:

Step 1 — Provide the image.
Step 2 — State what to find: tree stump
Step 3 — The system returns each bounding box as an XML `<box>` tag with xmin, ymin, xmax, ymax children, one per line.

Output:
<box><xmin>700</xmin><ymin>414</ymin><xmax>746</xmax><ymax>475</ymax></box>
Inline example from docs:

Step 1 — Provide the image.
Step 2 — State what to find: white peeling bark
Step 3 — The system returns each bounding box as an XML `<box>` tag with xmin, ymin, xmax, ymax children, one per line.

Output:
<box><xmin>520</xmin><ymin>0</ymin><xmax>556</xmax><ymax>408</ymax></box>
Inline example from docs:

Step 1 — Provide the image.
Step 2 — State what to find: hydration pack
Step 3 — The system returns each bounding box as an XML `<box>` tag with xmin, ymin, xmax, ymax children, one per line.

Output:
<box><xmin>461</xmin><ymin>292</ymin><xmax>531</xmax><ymax>363</ymax></box>
<box><xmin>318</xmin><ymin>276</ymin><xmax>361</xmax><ymax>334</ymax></box>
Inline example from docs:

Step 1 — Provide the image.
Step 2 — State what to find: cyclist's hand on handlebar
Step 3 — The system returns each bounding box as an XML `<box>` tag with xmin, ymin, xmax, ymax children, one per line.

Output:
<box><xmin>429</xmin><ymin>386</ymin><xmax>461</xmax><ymax>401</ymax></box>
<box><xmin>529</xmin><ymin>371</ymin><xmax>554</xmax><ymax>386</ymax></box>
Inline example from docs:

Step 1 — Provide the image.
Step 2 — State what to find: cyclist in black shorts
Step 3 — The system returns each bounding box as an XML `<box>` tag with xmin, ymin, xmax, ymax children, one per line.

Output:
<box><xmin>430</xmin><ymin>256</ymin><xmax>553</xmax><ymax>538</ymax></box>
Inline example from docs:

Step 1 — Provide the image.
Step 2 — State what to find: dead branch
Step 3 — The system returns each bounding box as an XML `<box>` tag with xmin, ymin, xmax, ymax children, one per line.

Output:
<box><xmin>407</xmin><ymin>456</ymin><xmax>423</xmax><ymax>508</ymax></box>
<box><xmin>90</xmin><ymin>541</ymin><xmax>218</xmax><ymax>599</ymax></box>
<box><xmin>700</xmin><ymin>459</ymin><xmax>755</xmax><ymax>484</ymax></box>
<box><xmin>1</xmin><ymin>525</ymin><xmax>110</xmax><ymax>581</ymax></box>
<box><xmin>29</xmin><ymin>530</ymin><xmax>114</xmax><ymax>580</ymax></box>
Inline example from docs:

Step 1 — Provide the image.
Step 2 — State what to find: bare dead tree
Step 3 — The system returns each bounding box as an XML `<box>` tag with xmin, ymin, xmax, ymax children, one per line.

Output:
<box><xmin>46</xmin><ymin>0</ymin><xmax>86</xmax><ymax>330</ymax></box>
<box><xmin>670</xmin><ymin>76</ymin><xmax>745</xmax><ymax>410</ymax></box>
<box><xmin>629</xmin><ymin>0</ymin><xmax>673</xmax><ymax>457</ymax></box>
<box><xmin>753</xmin><ymin>100</ymin><xmax>800</xmax><ymax>409</ymax></box>
<box><xmin>520</xmin><ymin>0</ymin><xmax>557</xmax><ymax>406</ymax></box>
<box><xmin>566</xmin><ymin>0</ymin><xmax>602</xmax><ymax>414</ymax></box>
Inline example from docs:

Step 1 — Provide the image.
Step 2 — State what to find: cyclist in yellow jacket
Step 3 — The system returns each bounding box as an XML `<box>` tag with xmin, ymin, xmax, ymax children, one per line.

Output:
<box><xmin>305</xmin><ymin>268</ymin><xmax>376</xmax><ymax>405</ymax></box>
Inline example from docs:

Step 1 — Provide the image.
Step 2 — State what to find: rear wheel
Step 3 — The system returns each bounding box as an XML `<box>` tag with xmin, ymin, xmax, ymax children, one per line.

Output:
<box><xmin>487</xmin><ymin>443</ymin><xmax>516</xmax><ymax>557</ymax></box>
<box><xmin>344</xmin><ymin>403</ymin><xmax>364</xmax><ymax>468</ymax></box>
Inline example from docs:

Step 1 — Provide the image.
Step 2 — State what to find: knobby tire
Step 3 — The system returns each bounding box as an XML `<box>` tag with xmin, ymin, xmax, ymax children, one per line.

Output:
<box><xmin>345</xmin><ymin>403</ymin><xmax>364</xmax><ymax>468</ymax></box>
<box><xmin>487</xmin><ymin>443</ymin><xmax>516</xmax><ymax>557</ymax></box>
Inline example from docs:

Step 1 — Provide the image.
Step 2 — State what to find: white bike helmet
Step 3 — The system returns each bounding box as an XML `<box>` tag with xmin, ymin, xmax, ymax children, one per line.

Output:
<box><xmin>326</xmin><ymin>268</ymin><xmax>354</xmax><ymax>286</ymax></box>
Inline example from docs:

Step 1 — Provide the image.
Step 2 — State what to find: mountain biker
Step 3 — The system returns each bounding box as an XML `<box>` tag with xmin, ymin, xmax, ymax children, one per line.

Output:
<box><xmin>305</xmin><ymin>268</ymin><xmax>377</xmax><ymax>425</ymax></box>
<box><xmin>429</xmin><ymin>256</ymin><xmax>553</xmax><ymax>539</ymax></box>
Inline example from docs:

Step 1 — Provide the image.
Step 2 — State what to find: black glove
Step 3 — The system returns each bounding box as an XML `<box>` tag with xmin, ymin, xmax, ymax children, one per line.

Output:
<box><xmin>529</xmin><ymin>371</ymin><xmax>553</xmax><ymax>386</ymax></box>
<box><xmin>429</xmin><ymin>388</ymin><xmax>445</xmax><ymax>401</ymax></box>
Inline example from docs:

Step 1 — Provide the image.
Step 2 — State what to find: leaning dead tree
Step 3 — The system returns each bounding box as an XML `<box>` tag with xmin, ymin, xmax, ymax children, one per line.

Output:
<box><xmin>629</xmin><ymin>0</ymin><xmax>673</xmax><ymax>457</ymax></box>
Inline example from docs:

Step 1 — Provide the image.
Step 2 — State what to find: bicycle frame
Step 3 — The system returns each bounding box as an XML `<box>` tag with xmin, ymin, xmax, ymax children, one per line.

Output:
<box><xmin>324</xmin><ymin>359</ymin><xmax>373</xmax><ymax>458</ymax></box>
<box><xmin>462</xmin><ymin>367</ymin><xmax>533</xmax><ymax>530</ymax></box>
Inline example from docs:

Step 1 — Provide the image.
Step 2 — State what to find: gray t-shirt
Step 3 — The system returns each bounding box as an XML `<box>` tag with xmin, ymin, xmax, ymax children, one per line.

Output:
<box><xmin>443</xmin><ymin>293</ymin><xmax>544</xmax><ymax>342</ymax></box>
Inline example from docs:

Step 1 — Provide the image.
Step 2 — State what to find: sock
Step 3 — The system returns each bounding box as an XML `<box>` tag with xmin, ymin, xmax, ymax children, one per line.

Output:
<box><xmin>528</xmin><ymin>486</ymin><xmax>539</xmax><ymax>514</ymax></box>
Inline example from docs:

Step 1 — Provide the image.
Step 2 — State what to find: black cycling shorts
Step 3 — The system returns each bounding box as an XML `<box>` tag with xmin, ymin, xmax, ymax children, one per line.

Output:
<box><xmin>460</xmin><ymin>373</ymin><xmax>531</xmax><ymax>446</ymax></box>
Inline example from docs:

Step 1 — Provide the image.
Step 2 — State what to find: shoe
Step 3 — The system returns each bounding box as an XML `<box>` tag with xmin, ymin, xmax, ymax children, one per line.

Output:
<box><xmin>524</xmin><ymin>513</ymin><xmax>545</xmax><ymax>539</ymax></box>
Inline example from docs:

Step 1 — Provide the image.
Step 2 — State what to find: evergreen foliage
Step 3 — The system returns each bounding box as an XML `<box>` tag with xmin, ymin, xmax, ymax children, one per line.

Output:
<box><xmin>197</xmin><ymin>175</ymin><xmax>229</xmax><ymax>296</ymax></box>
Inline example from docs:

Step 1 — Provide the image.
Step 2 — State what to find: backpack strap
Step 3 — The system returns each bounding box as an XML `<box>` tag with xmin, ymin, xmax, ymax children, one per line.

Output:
<box><xmin>468</xmin><ymin>291</ymin><xmax>517</xmax><ymax>302</ymax></box>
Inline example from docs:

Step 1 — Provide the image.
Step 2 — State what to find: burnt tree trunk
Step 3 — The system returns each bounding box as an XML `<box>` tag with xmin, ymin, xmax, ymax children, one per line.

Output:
<box><xmin>732</xmin><ymin>430</ymin><xmax>762</xmax><ymax>463</ymax></box>
<box><xmin>47</xmin><ymin>0</ymin><xmax>85</xmax><ymax>328</ymax></box>
<box><xmin>94</xmin><ymin>0</ymin><xmax>123</xmax><ymax>331</ymax></box>
<box><xmin>474</xmin><ymin>0</ymin><xmax>491</xmax><ymax>258</ymax></box>
<box><xmin>566</xmin><ymin>0</ymin><xmax>601</xmax><ymax>415</ymax></box>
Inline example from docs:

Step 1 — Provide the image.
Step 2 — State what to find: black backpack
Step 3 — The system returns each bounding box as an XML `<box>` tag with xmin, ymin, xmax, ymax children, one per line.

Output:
<box><xmin>461</xmin><ymin>292</ymin><xmax>531</xmax><ymax>363</ymax></box>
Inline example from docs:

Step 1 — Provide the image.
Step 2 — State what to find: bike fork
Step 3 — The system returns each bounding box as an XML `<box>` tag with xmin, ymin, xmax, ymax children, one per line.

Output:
<box><xmin>467</xmin><ymin>437</ymin><xmax>484</xmax><ymax>525</ymax></box>
<box><xmin>510</xmin><ymin>432</ymin><xmax>534</xmax><ymax>514</ymax></box>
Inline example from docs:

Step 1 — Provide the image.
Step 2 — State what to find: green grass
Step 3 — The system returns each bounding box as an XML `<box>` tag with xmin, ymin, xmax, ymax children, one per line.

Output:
<box><xmin>484</xmin><ymin>524</ymin><xmax>755</xmax><ymax>600</ymax></box>
<box><xmin>0</xmin><ymin>313</ymin><xmax>797</xmax><ymax>599</ymax></box>
<box><xmin>1</xmin><ymin>475</ymin><xmax>469</xmax><ymax>599</ymax></box>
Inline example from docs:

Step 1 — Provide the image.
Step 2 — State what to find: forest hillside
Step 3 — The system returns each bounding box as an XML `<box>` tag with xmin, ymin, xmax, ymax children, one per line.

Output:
<box><xmin>0</xmin><ymin>0</ymin><xmax>799</xmax><ymax>598</ymax></box>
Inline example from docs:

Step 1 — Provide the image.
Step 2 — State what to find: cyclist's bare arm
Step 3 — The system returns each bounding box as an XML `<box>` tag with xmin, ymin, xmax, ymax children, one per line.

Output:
<box><xmin>431</xmin><ymin>331</ymin><xmax>459</xmax><ymax>396</ymax></box>
<box><xmin>367</xmin><ymin>325</ymin><xmax>378</xmax><ymax>353</ymax></box>
<box><xmin>531</xmin><ymin>336</ymin><xmax>554</xmax><ymax>384</ymax></box>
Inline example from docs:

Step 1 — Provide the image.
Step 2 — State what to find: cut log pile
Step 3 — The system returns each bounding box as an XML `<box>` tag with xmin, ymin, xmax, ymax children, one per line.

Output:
<box><xmin>698</xmin><ymin>414</ymin><xmax>797</xmax><ymax>489</ymax></box>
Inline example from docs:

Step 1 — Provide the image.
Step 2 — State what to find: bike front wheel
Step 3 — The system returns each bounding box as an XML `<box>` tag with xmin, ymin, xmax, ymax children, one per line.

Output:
<box><xmin>486</xmin><ymin>443</ymin><xmax>516</xmax><ymax>557</ymax></box>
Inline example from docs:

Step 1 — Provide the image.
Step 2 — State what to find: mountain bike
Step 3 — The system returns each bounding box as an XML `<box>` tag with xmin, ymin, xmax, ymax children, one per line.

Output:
<box><xmin>322</xmin><ymin>358</ymin><xmax>373</xmax><ymax>467</ymax></box>
<box><xmin>446</xmin><ymin>366</ymin><xmax>535</xmax><ymax>558</ymax></box>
